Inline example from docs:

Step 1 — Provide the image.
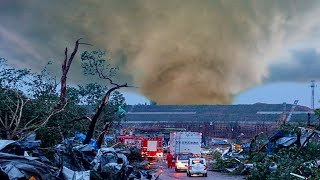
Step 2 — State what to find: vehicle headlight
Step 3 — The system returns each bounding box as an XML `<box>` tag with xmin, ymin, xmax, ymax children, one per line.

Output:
<box><xmin>176</xmin><ymin>162</ymin><xmax>184</xmax><ymax>167</ymax></box>
<box><xmin>156</xmin><ymin>153</ymin><xmax>163</xmax><ymax>157</ymax></box>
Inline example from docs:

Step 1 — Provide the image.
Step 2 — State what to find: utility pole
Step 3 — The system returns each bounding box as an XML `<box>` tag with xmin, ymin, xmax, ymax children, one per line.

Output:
<box><xmin>311</xmin><ymin>80</ymin><xmax>315</xmax><ymax>110</ymax></box>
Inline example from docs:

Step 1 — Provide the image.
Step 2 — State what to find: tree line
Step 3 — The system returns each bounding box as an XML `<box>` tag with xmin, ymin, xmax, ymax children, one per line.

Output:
<box><xmin>0</xmin><ymin>39</ymin><xmax>130</xmax><ymax>148</ymax></box>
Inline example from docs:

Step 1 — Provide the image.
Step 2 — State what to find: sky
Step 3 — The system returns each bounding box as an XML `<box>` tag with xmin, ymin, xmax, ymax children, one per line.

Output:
<box><xmin>1</xmin><ymin>0</ymin><xmax>320</xmax><ymax>107</ymax></box>
<box><xmin>233</xmin><ymin>82</ymin><xmax>319</xmax><ymax>108</ymax></box>
<box><xmin>122</xmin><ymin>82</ymin><xmax>319</xmax><ymax>108</ymax></box>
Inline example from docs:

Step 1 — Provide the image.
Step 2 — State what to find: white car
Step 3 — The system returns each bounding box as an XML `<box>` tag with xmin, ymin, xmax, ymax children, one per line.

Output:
<box><xmin>187</xmin><ymin>158</ymin><xmax>207</xmax><ymax>177</ymax></box>
<box><xmin>174</xmin><ymin>153</ymin><xmax>194</xmax><ymax>172</ymax></box>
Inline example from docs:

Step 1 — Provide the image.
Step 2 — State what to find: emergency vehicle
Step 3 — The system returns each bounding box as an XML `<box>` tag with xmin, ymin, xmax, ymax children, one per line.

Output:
<box><xmin>141</xmin><ymin>137</ymin><xmax>163</xmax><ymax>158</ymax></box>
<box><xmin>117</xmin><ymin>135</ymin><xmax>163</xmax><ymax>158</ymax></box>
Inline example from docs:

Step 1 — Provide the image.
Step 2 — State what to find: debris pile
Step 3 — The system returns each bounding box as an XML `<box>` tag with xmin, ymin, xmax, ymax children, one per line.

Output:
<box><xmin>0</xmin><ymin>132</ymin><xmax>57</xmax><ymax>180</ymax></box>
<box><xmin>0</xmin><ymin>132</ymin><xmax>161</xmax><ymax>180</ymax></box>
<box><xmin>210</xmin><ymin>125</ymin><xmax>320</xmax><ymax>179</ymax></box>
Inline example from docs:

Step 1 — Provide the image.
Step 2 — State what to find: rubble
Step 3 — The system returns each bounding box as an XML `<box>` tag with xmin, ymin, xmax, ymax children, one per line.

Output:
<box><xmin>0</xmin><ymin>134</ymin><xmax>58</xmax><ymax>180</ymax></box>
<box><xmin>0</xmin><ymin>131</ymin><xmax>162</xmax><ymax>180</ymax></box>
<box><xmin>0</xmin><ymin>153</ymin><xmax>57</xmax><ymax>180</ymax></box>
<box><xmin>210</xmin><ymin>125</ymin><xmax>320</xmax><ymax>180</ymax></box>
<box><xmin>62</xmin><ymin>166</ymin><xmax>90</xmax><ymax>180</ymax></box>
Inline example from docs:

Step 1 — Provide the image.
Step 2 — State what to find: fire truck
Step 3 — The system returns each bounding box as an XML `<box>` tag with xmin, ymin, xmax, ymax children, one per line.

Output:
<box><xmin>117</xmin><ymin>135</ymin><xmax>143</xmax><ymax>147</ymax></box>
<box><xmin>117</xmin><ymin>135</ymin><xmax>163</xmax><ymax>159</ymax></box>
<box><xmin>141</xmin><ymin>137</ymin><xmax>163</xmax><ymax>158</ymax></box>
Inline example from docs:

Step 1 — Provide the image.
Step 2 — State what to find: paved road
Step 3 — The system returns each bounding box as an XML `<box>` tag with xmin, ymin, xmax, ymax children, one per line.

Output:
<box><xmin>154</xmin><ymin>162</ymin><xmax>245</xmax><ymax>180</ymax></box>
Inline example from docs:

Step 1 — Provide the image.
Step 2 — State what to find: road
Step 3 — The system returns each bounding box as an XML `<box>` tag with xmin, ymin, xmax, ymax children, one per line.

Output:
<box><xmin>154</xmin><ymin>161</ymin><xmax>245</xmax><ymax>180</ymax></box>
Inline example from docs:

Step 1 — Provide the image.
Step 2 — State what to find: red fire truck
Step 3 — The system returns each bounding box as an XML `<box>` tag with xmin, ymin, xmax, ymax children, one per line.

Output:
<box><xmin>117</xmin><ymin>135</ymin><xmax>163</xmax><ymax>159</ymax></box>
<box><xmin>141</xmin><ymin>137</ymin><xmax>163</xmax><ymax>158</ymax></box>
<box><xmin>117</xmin><ymin>135</ymin><xmax>143</xmax><ymax>147</ymax></box>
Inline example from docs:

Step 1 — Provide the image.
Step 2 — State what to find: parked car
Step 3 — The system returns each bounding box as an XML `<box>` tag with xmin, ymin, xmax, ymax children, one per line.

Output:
<box><xmin>174</xmin><ymin>153</ymin><xmax>194</xmax><ymax>171</ymax></box>
<box><xmin>187</xmin><ymin>158</ymin><xmax>207</xmax><ymax>177</ymax></box>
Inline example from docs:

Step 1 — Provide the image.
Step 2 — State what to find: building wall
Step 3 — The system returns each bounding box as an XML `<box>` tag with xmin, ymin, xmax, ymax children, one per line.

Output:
<box><xmin>122</xmin><ymin>104</ymin><xmax>314</xmax><ymax>140</ymax></box>
<box><xmin>122</xmin><ymin>121</ymin><xmax>279</xmax><ymax>140</ymax></box>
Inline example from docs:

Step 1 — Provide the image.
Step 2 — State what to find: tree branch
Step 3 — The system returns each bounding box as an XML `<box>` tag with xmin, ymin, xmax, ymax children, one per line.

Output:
<box><xmin>83</xmin><ymin>83</ymin><xmax>128</xmax><ymax>144</ymax></box>
<box><xmin>34</xmin><ymin>101</ymin><xmax>68</xmax><ymax>132</ymax></box>
<box><xmin>96</xmin><ymin>122</ymin><xmax>111</xmax><ymax>148</ymax></box>
<box><xmin>12</xmin><ymin>97</ymin><xmax>26</xmax><ymax>135</ymax></box>
<box><xmin>62</xmin><ymin>47</ymin><xmax>68</xmax><ymax>71</ymax></box>
<box><xmin>0</xmin><ymin>117</ymin><xmax>6</xmax><ymax>128</ymax></box>
<box><xmin>9</xmin><ymin>96</ymin><xmax>21</xmax><ymax>128</ymax></box>
<box><xmin>79</xmin><ymin>42</ymin><xmax>93</xmax><ymax>46</ymax></box>
<box><xmin>69</xmin><ymin>116</ymin><xmax>92</xmax><ymax>124</ymax></box>
<box><xmin>81</xmin><ymin>50</ymin><xmax>133</xmax><ymax>144</ymax></box>
<box><xmin>22</xmin><ymin>115</ymin><xmax>39</xmax><ymax>130</ymax></box>
<box><xmin>60</xmin><ymin>38</ymin><xmax>91</xmax><ymax>107</ymax></box>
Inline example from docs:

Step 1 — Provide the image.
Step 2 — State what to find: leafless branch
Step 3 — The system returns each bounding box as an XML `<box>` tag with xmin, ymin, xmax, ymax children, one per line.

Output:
<box><xmin>62</xmin><ymin>47</ymin><xmax>68</xmax><ymax>71</ymax></box>
<box><xmin>60</xmin><ymin>38</ymin><xmax>91</xmax><ymax>106</ymax></box>
<box><xmin>79</xmin><ymin>42</ymin><xmax>93</xmax><ymax>46</ymax></box>
<box><xmin>0</xmin><ymin>117</ymin><xmax>6</xmax><ymax>128</ymax></box>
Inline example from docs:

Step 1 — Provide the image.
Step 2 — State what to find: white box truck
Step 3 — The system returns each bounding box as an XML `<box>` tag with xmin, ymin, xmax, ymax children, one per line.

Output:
<box><xmin>169</xmin><ymin>131</ymin><xmax>202</xmax><ymax>155</ymax></box>
<box><xmin>169</xmin><ymin>132</ymin><xmax>202</xmax><ymax>171</ymax></box>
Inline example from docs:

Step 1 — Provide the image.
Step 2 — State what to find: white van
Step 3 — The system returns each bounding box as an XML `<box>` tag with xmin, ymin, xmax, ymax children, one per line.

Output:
<box><xmin>187</xmin><ymin>158</ymin><xmax>207</xmax><ymax>177</ymax></box>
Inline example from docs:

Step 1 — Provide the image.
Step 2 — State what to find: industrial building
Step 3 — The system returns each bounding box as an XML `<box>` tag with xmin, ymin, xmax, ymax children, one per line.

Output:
<box><xmin>123</xmin><ymin>103</ymin><xmax>316</xmax><ymax>140</ymax></box>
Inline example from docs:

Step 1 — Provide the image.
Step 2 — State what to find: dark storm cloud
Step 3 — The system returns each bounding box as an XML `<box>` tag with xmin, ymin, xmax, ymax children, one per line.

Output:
<box><xmin>1</xmin><ymin>0</ymin><xmax>320</xmax><ymax>104</ymax></box>
<box><xmin>269</xmin><ymin>49</ymin><xmax>320</xmax><ymax>82</ymax></box>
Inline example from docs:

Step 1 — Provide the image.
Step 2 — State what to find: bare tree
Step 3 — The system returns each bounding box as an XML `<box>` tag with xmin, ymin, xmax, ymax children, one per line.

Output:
<box><xmin>60</xmin><ymin>38</ymin><xmax>91</xmax><ymax>107</ymax></box>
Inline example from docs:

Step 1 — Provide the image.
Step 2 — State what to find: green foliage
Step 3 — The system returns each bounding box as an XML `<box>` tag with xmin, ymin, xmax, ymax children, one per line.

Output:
<box><xmin>81</xmin><ymin>50</ymin><xmax>119</xmax><ymax>79</ymax></box>
<box><xmin>0</xmin><ymin>58</ymin><xmax>126</xmax><ymax>148</ymax></box>
<box><xmin>251</xmin><ymin>152</ymin><xmax>266</xmax><ymax>162</ymax></box>
<box><xmin>0</xmin><ymin>58</ymin><xmax>33</xmax><ymax>90</ymax></box>
<box><xmin>78</xmin><ymin>83</ymin><xmax>108</xmax><ymax>106</ymax></box>
<box><xmin>96</xmin><ymin>91</ymin><xmax>126</xmax><ymax>136</ymax></box>
<box><xmin>80</xmin><ymin>50</ymin><xmax>129</xmax><ymax>144</ymax></box>
<box><xmin>109</xmin><ymin>91</ymin><xmax>125</xmax><ymax>106</ymax></box>
<box><xmin>247</xmin><ymin>142</ymin><xmax>320</xmax><ymax>180</ymax></box>
<box><xmin>0</xmin><ymin>60</ymin><xmax>57</xmax><ymax>139</ymax></box>
<box><xmin>211</xmin><ymin>152</ymin><xmax>226</xmax><ymax>170</ymax></box>
<box><xmin>211</xmin><ymin>151</ymin><xmax>242</xmax><ymax>173</ymax></box>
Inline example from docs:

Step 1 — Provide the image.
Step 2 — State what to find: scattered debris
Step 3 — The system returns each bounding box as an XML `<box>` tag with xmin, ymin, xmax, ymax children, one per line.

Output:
<box><xmin>62</xmin><ymin>166</ymin><xmax>90</xmax><ymax>180</ymax></box>
<box><xmin>210</xmin><ymin>125</ymin><xmax>320</xmax><ymax>179</ymax></box>
<box><xmin>0</xmin><ymin>136</ymin><xmax>58</xmax><ymax>180</ymax></box>
<box><xmin>0</xmin><ymin>131</ymin><xmax>162</xmax><ymax>180</ymax></box>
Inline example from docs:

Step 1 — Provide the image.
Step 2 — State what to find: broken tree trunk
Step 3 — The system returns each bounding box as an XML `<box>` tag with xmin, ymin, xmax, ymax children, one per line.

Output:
<box><xmin>96</xmin><ymin>122</ymin><xmax>111</xmax><ymax>148</ymax></box>
<box><xmin>59</xmin><ymin>38</ymin><xmax>91</xmax><ymax>107</ymax></box>
<box><xmin>60</xmin><ymin>39</ymin><xmax>81</xmax><ymax>107</ymax></box>
<box><xmin>83</xmin><ymin>84</ymin><xmax>127</xmax><ymax>145</ymax></box>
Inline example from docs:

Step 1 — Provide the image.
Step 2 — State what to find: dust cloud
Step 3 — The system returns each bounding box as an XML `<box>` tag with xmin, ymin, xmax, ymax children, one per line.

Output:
<box><xmin>1</xmin><ymin>0</ymin><xmax>320</xmax><ymax>104</ymax></box>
